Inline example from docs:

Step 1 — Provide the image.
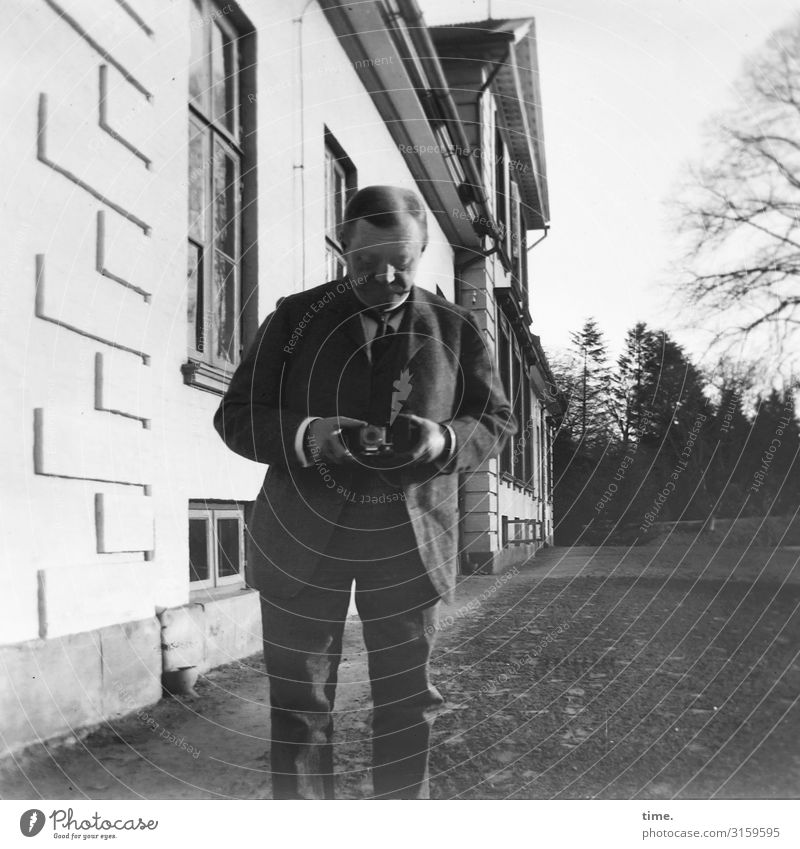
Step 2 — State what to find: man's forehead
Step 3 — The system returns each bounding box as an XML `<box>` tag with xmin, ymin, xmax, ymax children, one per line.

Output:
<box><xmin>349</xmin><ymin>217</ymin><xmax>424</xmax><ymax>248</ymax></box>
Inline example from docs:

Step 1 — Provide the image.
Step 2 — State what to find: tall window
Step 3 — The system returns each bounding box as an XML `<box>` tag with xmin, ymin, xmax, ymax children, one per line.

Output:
<box><xmin>498</xmin><ymin>317</ymin><xmax>512</xmax><ymax>476</ymax></box>
<box><xmin>498</xmin><ymin>311</ymin><xmax>534</xmax><ymax>487</ymax></box>
<box><xmin>189</xmin><ymin>500</ymin><xmax>246</xmax><ymax>588</ymax></box>
<box><xmin>545</xmin><ymin>416</ymin><xmax>553</xmax><ymax>502</ymax></box>
<box><xmin>324</xmin><ymin>130</ymin><xmax>356</xmax><ymax>281</ymax></box>
<box><xmin>520</xmin><ymin>374</ymin><xmax>532</xmax><ymax>486</ymax></box>
<box><xmin>494</xmin><ymin>124</ymin><xmax>507</xmax><ymax>240</ymax></box>
<box><xmin>531</xmin><ymin>401</ymin><xmax>540</xmax><ymax>499</ymax></box>
<box><xmin>508</xmin><ymin>180</ymin><xmax>519</xmax><ymax>263</ymax></box>
<box><xmin>186</xmin><ymin>0</ymin><xmax>249</xmax><ymax>388</ymax></box>
<box><xmin>511</xmin><ymin>337</ymin><xmax>523</xmax><ymax>480</ymax></box>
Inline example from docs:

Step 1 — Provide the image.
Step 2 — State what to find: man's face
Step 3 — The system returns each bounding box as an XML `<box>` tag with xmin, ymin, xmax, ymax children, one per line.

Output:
<box><xmin>342</xmin><ymin>215</ymin><xmax>425</xmax><ymax>309</ymax></box>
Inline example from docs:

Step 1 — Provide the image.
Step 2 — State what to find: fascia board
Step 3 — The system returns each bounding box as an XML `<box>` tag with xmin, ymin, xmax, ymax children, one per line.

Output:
<box><xmin>494</xmin><ymin>49</ymin><xmax>547</xmax><ymax>229</ymax></box>
<box><xmin>320</xmin><ymin>2</ymin><xmax>482</xmax><ymax>250</ymax></box>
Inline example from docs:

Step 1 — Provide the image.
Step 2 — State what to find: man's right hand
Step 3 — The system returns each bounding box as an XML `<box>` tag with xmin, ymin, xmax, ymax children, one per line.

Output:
<box><xmin>306</xmin><ymin>417</ymin><xmax>368</xmax><ymax>465</ymax></box>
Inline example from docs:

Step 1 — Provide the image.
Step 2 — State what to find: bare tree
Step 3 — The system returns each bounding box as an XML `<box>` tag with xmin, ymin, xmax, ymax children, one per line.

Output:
<box><xmin>674</xmin><ymin>13</ymin><xmax>800</xmax><ymax>372</ymax></box>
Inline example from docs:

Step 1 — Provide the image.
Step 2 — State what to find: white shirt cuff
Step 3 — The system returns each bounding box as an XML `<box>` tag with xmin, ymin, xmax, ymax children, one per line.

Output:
<box><xmin>295</xmin><ymin>417</ymin><xmax>321</xmax><ymax>467</ymax></box>
<box><xmin>443</xmin><ymin>423</ymin><xmax>457</xmax><ymax>461</ymax></box>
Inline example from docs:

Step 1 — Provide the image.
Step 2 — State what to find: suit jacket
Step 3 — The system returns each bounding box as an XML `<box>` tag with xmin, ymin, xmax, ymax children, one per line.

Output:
<box><xmin>213</xmin><ymin>281</ymin><xmax>516</xmax><ymax>601</ymax></box>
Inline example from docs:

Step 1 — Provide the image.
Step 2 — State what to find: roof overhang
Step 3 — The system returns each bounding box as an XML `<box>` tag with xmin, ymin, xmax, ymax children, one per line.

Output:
<box><xmin>430</xmin><ymin>18</ymin><xmax>550</xmax><ymax>230</ymax></box>
<box><xmin>318</xmin><ymin>0</ymin><xmax>484</xmax><ymax>252</ymax></box>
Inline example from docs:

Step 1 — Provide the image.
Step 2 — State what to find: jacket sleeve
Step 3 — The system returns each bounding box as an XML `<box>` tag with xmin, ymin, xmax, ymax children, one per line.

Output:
<box><xmin>433</xmin><ymin>312</ymin><xmax>517</xmax><ymax>475</ymax></box>
<box><xmin>213</xmin><ymin>299</ymin><xmax>309</xmax><ymax>469</ymax></box>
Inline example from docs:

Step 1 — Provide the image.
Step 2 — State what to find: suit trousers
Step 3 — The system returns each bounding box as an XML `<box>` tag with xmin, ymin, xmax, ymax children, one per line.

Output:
<box><xmin>260</xmin><ymin>490</ymin><xmax>444</xmax><ymax>799</ymax></box>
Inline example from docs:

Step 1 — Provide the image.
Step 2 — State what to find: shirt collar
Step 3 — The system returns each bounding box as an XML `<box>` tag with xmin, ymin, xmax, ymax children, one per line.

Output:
<box><xmin>352</xmin><ymin>287</ymin><xmax>412</xmax><ymax>316</ymax></box>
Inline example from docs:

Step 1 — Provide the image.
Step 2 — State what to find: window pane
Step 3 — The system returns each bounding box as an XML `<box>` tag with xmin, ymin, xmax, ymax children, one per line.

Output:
<box><xmin>333</xmin><ymin>164</ymin><xmax>345</xmax><ymax>232</ymax></box>
<box><xmin>325</xmin><ymin>150</ymin><xmax>335</xmax><ymax>241</ymax></box>
<box><xmin>187</xmin><ymin>242</ymin><xmax>204</xmax><ymax>352</ymax></box>
<box><xmin>435</xmin><ymin>125</ymin><xmax>465</xmax><ymax>185</ymax></box>
<box><xmin>211</xmin><ymin>22</ymin><xmax>236</xmax><ymax>130</ymax></box>
<box><xmin>326</xmin><ymin>244</ymin><xmax>346</xmax><ymax>281</ymax></box>
<box><xmin>512</xmin><ymin>347</ymin><xmax>522</xmax><ymax>479</ymax></box>
<box><xmin>213</xmin><ymin>140</ymin><xmax>239</xmax><ymax>258</ymax></box>
<box><xmin>213</xmin><ymin>251</ymin><xmax>238</xmax><ymax>363</ymax></box>
<box><xmin>495</xmin><ymin>126</ymin><xmax>506</xmax><ymax>229</ymax></box>
<box><xmin>510</xmin><ymin>187</ymin><xmax>520</xmax><ymax>261</ymax></box>
<box><xmin>216</xmin><ymin>517</ymin><xmax>241</xmax><ymax>578</ymax></box>
<box><xmin>189</xmin><ymin>0</ymin><xmax>208</xmax><ymax>113</ymax></box>
<box><xmin>188</xmin><ymin>119</ymin><xmax>206</xmax><ymax>242</ymax></box>
<box><xmin>522</xmin><ymin>387</ymin><xmax>531</xmax><ymax>484</ymax></box>
<box><xmin>326</xmin><ymin>245</ymin><xmax>336</xmax><ymax>281</ymax></box>
<box><xmin>189</xmin><ymin>517</ymin><xmax>209</xmax><ymax>582</ymax></box>
<box><xmin>499</xmin><ymin>325</ymin><xmax>511</xmax><ymax>474</ymax></box>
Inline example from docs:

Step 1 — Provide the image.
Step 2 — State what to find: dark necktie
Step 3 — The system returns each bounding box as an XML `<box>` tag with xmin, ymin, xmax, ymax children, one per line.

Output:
<box><xmin>369</xmin><ymin>309</ymin><xmax>397</xmax><ymax>360</ymax></box>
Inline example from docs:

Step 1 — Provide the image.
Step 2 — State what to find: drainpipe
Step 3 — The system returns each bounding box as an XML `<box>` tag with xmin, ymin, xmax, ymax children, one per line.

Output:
<box><xmin>293</xmin><ymin>0</ymin><xmax>316</xmax><ymax>290</ymax></box>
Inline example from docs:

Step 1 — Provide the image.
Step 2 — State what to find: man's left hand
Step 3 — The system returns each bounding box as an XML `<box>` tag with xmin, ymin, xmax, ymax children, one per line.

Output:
<box><xmin>398</xmin><ymin>414</ymin><xmax>447</xmax><ymax>465</ymax></box>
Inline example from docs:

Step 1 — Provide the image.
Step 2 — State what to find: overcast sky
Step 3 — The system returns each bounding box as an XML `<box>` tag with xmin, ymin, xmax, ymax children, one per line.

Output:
<box><xmin>419</xmin><ymin>0</ymin><xmax>798</xmax><ymax>367</ymax></box>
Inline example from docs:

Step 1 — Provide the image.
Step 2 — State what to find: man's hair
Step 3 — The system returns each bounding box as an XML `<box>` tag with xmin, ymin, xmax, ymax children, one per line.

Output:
<box><xmin>340</xmin><ymin>185</ymin><xmax>428</xmax><ymax>248</ymax></box>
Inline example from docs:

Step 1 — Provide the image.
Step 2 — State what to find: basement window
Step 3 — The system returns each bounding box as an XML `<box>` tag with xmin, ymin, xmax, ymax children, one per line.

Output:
<box><xmin>188</xmin><ymin>500</ymin><xmax>246</xmax><ymax>588</ymax></box>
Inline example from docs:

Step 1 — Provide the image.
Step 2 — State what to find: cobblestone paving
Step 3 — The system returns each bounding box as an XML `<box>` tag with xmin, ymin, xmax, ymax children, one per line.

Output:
<box><xmin>2</xmin><ymin>543</ymin><xmax>798</xmax><ymax>800</ymax></box>
<box><xmin>426</xmin><ymin>546</ymin><xmax>800</xmax><ymax>800</ymax></box>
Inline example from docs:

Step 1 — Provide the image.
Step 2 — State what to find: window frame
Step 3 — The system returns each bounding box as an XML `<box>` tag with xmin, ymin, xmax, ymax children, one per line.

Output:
<box><xmin>520</xmin><ymin>369</ymin><xmax>531</xmax><ymax>486</ymax></box>
<box><xmin>188</xmin><ymin>500</ymin><xmax>247</xmax><ymax>589</ymax></box>
<box><xmin>493</xmin><ymin>119</ymin><xmax>514</xmax><ymax>272</ymax></box>
<box><xmin>497</xmin><ymin>309</ymin><xmax>536</xmax><ymax>491</ymax></box>
<box><xmin>324</xmin><ymin>128</ymin><xmax>357</xmax><ymax>282</ymax></box>
<box><xmin>530</xmin><ymin>397</ymin><xmax>536</xmax><ymax>488</ymax></box>
<box><xmin>183</xmin><ymin>0</ymin><xmax>256</xmax><ymax>394</ymax></box>
<box><xmin>511</xmin><ymin>336</ymin><xmax>523</xmax><ymax>480</ymax></box>
<box><xmin>498</xmin><ymin>314</ymin><xmax>512</xmax><ymax>477</ymax></box>
<box><xmin>508</xmin><ymin>176</ymin><xmax>520</xmax><ymax>264</ymax></box>
<box><xmin>494</xmin><ymin>122</ymin><xmax>507</xmax><ymax>238</ymax></box>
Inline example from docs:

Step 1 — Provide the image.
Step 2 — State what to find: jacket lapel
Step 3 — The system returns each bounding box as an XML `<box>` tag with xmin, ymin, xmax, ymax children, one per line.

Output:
<box><xmin>329</xmin><ymin>282</ymin><xmax>436</xmax><ymax>369</ymax></box>
<box><xmin>396</xmin><ymin>285</ymin><xmax>435</xmax><ymax>368</ymax></box>
<box><xmin>323</xmin><ymin>284</ymin><xmax>369</xmax><ymax>361</ymax></box>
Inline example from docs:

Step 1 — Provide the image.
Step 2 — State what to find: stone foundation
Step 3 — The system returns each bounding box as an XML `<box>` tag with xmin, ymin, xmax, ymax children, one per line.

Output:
<box><xmin>0</xmin><ymin>587</ymin><xmax>261</xmax><ymax>758</ymax></box>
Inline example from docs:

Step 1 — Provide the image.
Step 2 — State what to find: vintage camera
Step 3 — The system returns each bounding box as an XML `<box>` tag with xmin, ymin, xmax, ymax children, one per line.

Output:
<box><xmin>340</xmin><ymin>415</ymin><xmax>419</xmax><ymax>463</ymax></box>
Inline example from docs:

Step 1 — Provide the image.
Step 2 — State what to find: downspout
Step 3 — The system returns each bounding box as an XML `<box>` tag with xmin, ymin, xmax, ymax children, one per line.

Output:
<box><xmin>293</xmin><ymin>0</ymin><xmax>316</xmax><ymax>290</ymax></box>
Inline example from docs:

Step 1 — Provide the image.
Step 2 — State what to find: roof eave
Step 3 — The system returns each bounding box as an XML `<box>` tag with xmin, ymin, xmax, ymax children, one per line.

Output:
<box><xmin>431</xmin><ymin>19</ymin><xmax>550</xmax><ymax>228</ymax></box>
<box><xmin>318</xmin><ymin>0</ymin><xmax>484</xmax><ymax>251</ymax></box>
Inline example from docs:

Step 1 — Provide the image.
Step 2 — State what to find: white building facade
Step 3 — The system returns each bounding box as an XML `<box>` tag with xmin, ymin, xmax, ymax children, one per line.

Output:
<box><xmin>0</xmin><ymin>0</ymin><xmax>560</xmax><ymax>756</ymax></box>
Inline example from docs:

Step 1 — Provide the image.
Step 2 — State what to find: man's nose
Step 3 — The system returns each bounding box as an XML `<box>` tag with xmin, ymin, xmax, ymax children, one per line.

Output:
<box><xmin>374</xmin><ymin>264</ymin><xmax>396</xmax><ymax>283</ymax></box>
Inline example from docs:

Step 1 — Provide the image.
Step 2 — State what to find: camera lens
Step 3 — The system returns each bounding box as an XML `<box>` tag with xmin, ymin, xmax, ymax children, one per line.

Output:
<box><xmin>361</xmin><ymin>425</ymin><xmax>383</xmax><ymax>447</ymax></box>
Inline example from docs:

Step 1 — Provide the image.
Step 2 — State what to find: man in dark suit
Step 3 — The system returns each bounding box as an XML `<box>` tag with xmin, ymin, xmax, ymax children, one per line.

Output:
<box><xmin>214</xmin><ymin>185</ymin><xmax>515</xmax><ymax>799</ymax></box>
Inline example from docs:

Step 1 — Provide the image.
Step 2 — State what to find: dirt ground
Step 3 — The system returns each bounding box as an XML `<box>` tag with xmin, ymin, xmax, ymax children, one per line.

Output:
<box><xmin>2</xmin><ymin>539</ymin><xmax>799</xmax><ymax>800</ymax></box>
